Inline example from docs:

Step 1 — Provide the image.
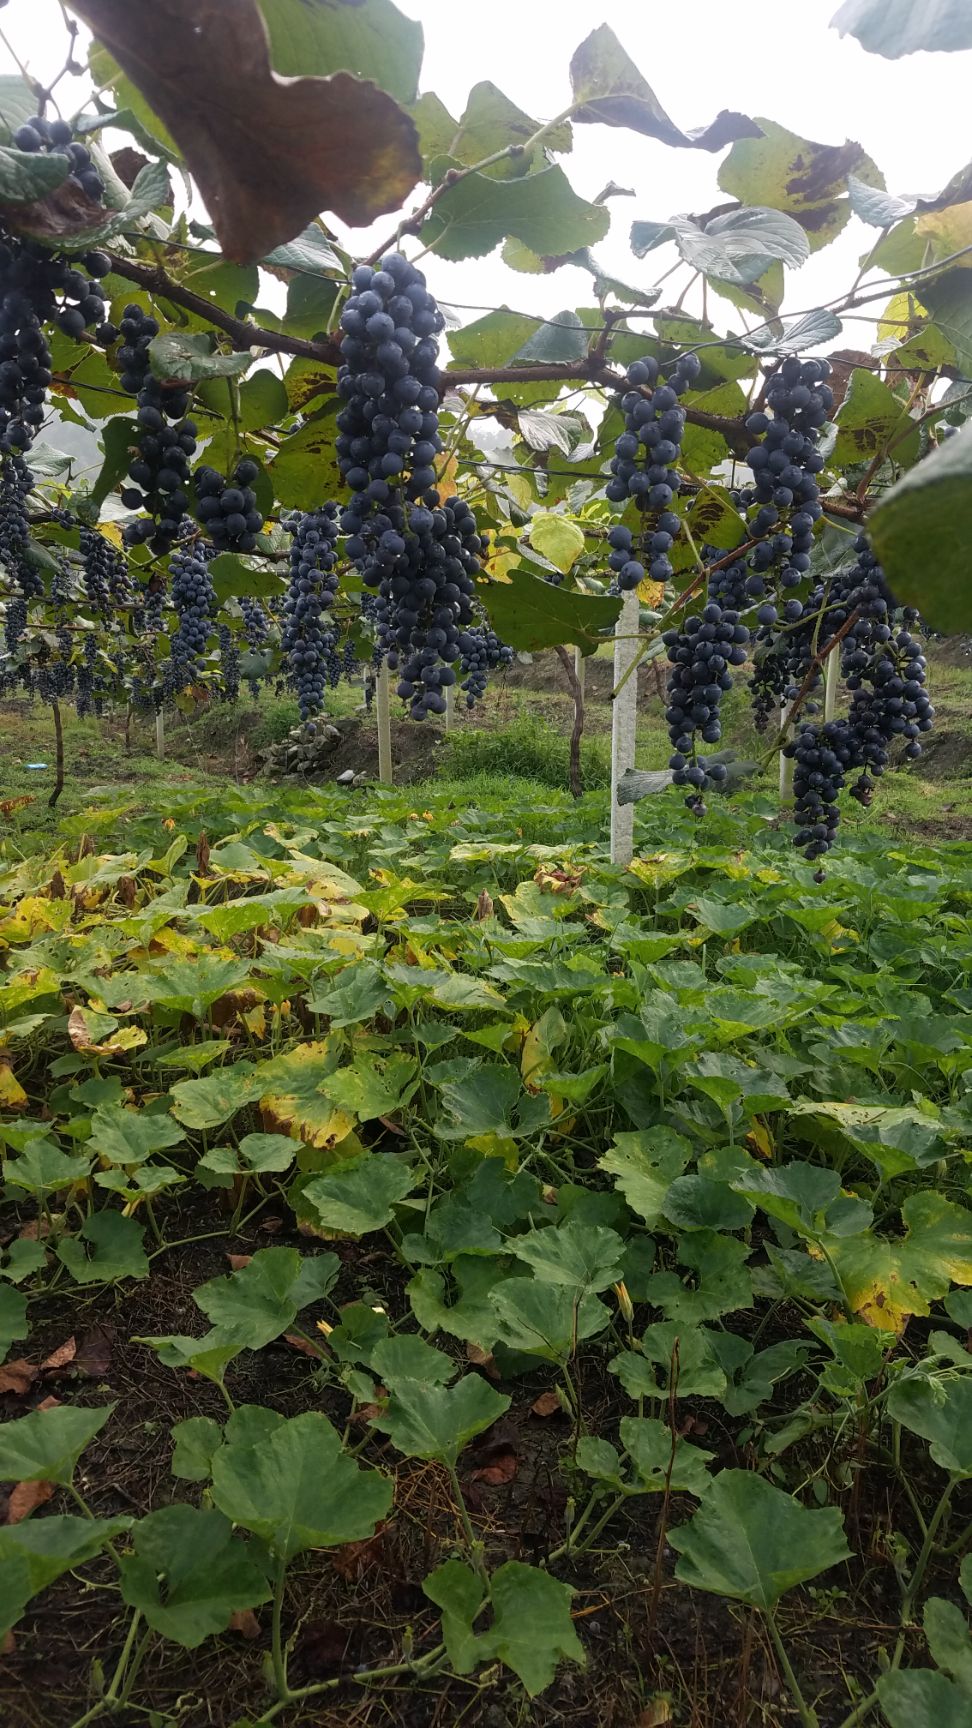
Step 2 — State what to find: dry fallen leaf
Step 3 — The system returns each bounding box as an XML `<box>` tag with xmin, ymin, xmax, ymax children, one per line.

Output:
<box><xmin>330</xmin><ymin>1528</ymin><xmax>387</xmax><ymax>1581</ymax></box>
<box><xmin>6</xmin><ymin>1480</ymin><xmax>54</xmax><ymax>1524</ymax></box>
<box><xmin>470</xmin><ymin>1450</ymin><xmax>518</xmax><ymax>1487</ymax></box>
<box><xmin>638</xmin><ymin>1701</ymin><xmax>673</xmax><ymax>1727</ymax></box>
<box><xmin>0</xmin><ymin>1628</ymin><xmax>15</xmax><ymax>1655</ymax></box>
<box><xmin>228</xmin><ymin>1608</ymin><xmax>262</xmax><ymax>1641</ymax></box>
<box><xmin>475</xmin><ymin>889</ymin><xmax>494</xmax><ymax>922</ymax></box>
<box><xmin>69</xmin><ymin>0</ymin><xmax>422</xmax><ymax>261</ymax></box>
<box><xmin>283</xmin><ymin>1332</ymin><xmax>321</xmax><ymax>1359</ymax></box>
<box><xmin>35</xmin><ymin>1395</ymin><xmax>60</xmax><ymax>1412</ymax></box>
<box><xmin>75</xmin><ymin>1325</ymin><xmax>113</xmax><ymax>1379</ymax></box>
<box><xmin>41</xmin><ymin>1338</ymin><xmax>77</xmax><ymax>1375</ymax></box>
<box><xmin>0</xmin><ymin>1360</ymin><xmax>37</xmax><ymax>1397</ymax></box>
<box><xmin>530</xmin><ymin>1389</ymin><xmax>563</xmax><ymax>1419</ymax></box>
<box><xmin>226</xmin><ymin>1254</ymin><xmax>252</xmax><ymax>1271</ymax></box>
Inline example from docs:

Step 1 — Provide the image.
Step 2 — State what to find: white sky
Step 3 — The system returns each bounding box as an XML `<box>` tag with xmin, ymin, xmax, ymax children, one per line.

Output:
<box><xmin>1</xmin><ymin>0</ymin><xmax>970</xmax><ymax>338</ymax></box>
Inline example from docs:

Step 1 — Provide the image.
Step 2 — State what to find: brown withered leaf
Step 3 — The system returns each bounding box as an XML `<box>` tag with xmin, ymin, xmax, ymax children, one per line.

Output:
<box><xmin>18</xmin><ymin>1219</ymin><xmax>51</xmax><ymax>1241</ymax></box>
<box><xmin>0</xmin><ymin>795</ymin><xmax>34</xmax><ymax>817</ymax></box>
<box><xmin>470</xmin><ymin>1449</ymin><xmax>518</xmax><ymax>1487</ymax></box>
<box><xmin>0</xmin><ymin>1360</ymin><xmax>37</xmax><ymax>1397</ymax></box>
<box><xmin>212</xmin><ymin>987</ymin><xmax>264</xmax><ymax>1028</ymax></box>
<box><xmin>116</xmin><ymin>875</ymin><xmax>138</xmax><ymax>908</ymax></box>
<box><xmin>195</xmin><ymin>831</ymin><xmax>211</xmax><ymax>876</ymax></box>
<box><xmin>75</xmin><ymin>1326</ymin><xmax>113</xmax><ymax>1379</ymax></box>
<box><xmin>330</xmin><ymin>1527</ymin><xmax>387</xmax><ymax>1581</ymax></box>
<box><xmin>530</xmin><ymin>1389</ymin><xmax>563</xmax><ymax>1419</ymax></box>
<box><xmin>475</xmin><ymin>889</ymin><xmax>494</xmax><ymax>922</ymax></box>
<box><xmin>35</xmin><ymin>1395</ymin><xmax>61</xmax><ymax>1412</ymax></box>
<box><xmin>48</xmin><ymin>869</ymin><xmax>66</xmax><ymax>900</ymax></box>
<box><xmin>111</xmin><ymin>146</ymin><xmax>148</xmax><ymax>189</ymax></box>
<box><xmin>228</xmin><ymin>1608</ymin><xmax>262</xmax><ymax>1640</ymax></box>
<box><xmin>40</xmin><ymin>1338</ymin><xmax>77</xmax><ymax>1375</ymax></box>
<box><xmin>0</xmin><ymin>1628</ymin><xmax>14</xmax><ymax>1654</ymax></box>
<box><xmin>226</xmin><ymin>1254</ymin><xmax>252</xmax><ymax>1271</ymax></box>
<box><xmin>68</xmin><ymin>0</ymin><xmax>422</xmax><ymax>262</ymax></box>
<box><xmin>283</xmin><ymin>1332</ymin><xmax>321</xmax><ymax>1359</ymax></box>
<box><xmin>6</xmin><ymin>1480</ymin><xmax>54</xmax><ymax>1524</ymax></box>
<box><xmin>465</xmin><ymin>1342</ymin><xmax>501</xmax><ymax>1381</ymax></box>
<box><xmin>637</xmin><ymin>1701</ymin><xmax>673</xmax><ymax>1727</ymax></box>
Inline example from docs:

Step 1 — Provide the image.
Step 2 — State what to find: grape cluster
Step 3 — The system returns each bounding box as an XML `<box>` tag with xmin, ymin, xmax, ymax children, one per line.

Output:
<box><xmin>742</xmin><ymin>357</ymin><xmax>830</xmax><ymax>624</ymax></box>
<box><xmin>0</xmin><ymin>454</ymin><xmax>39</xmax><ymax>653</ymax></box>
<box><xmin>605</xmin><ymin>353</ymin><xmax>701</xmax><ymax>591</ymax></box>
<box><xmin>217</xmin><ymin>622</ymin><xmax>240</xmax><ymax>702</ymax></box>
<box><xmin>0</xmin><ymin>454</ymin><xmax>35</xmax><ymax>584</ymax></box>
<box><xmin>357</xmin><ymin>492</ymin><xmax>480</xmax><ymax>720</ymax></box>
<box><xmin>281</xmin><ymin>505</ymin><xmax>341</xmax><ymax>720</ymax></box>
<box><xmin>336</xmin><ymin>251</ymin><xmax>444</xmax><ymax>519</ymax></box>
<box><xmin>783</xmin><ymin>531</ymin><xmax>934</xmax><ymax>862</ymax></box>
<box><xmin>0</xmin><ymin>242</ymin><xmax>109</xmax><ymax>453</ymax></box>
<box><xmin>116</xmin><ymin>305</ymin><xmax>198</xmax><ymax>554</ymax></box>
<box><xmin>458</xmin><ymin>624</ymin><xmax>513</xmax><ymax>708</ymax></box>
<box><xmin>706</xmin><ymin>550</ymin><xmax>750</xmax><ymax>614</ymax></box>
<box><xmin>788</xmin><ymin>720</ymin><xmax>856</xmax><ymax>859</ymax></box>
<box><xmin>167</xmin><ymin>543</ymin><xmax>215</xmax><ymax>691</ymax></box>
<box><xmin>663</xmin><ymin>601</ymin><xmax>750</xmax><ymax>806</ymax></box>
<box><xmin>335</xmin><ymin>256</ymin><xmax>491</xmax><ymax>719</ymax></box>
<box><xmin>193</xmin><ymin>458</ymin><xmax>263</xmax><ymax>552</ymax></box>
<box><xmin>240</xmin><ymin>597</ymin><xmax>270</xmax><ymax>650</ymax></box>
<box><xmin>80</xmin><ymin>526</ymin><xmax>132</xmax><ymax>617</ymax></box>
<box><xmin>13</xmin><ymin>114</ymin><xmax>104</xmax><ymax>203</ymax></box>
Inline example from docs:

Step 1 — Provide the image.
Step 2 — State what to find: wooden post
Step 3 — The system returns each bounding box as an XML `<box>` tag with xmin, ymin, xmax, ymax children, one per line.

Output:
<box><xmin>155</xmin><ymin>706</ymin><xmax>165</xmax><ymax>760</ymax></box>
<box><xmin>554</xmin><ymin>645</ymin><xmax>585</xmax><ymax>800</ymax></box>
<box><xmin>376</xmin><ymin>658</ymin><xmax>393</xmax><ymax>783</ymax></box>
<box><xmin>48</xmin><ymin>701</ymin><xmax>65</xmax><ymax>809</ymax></box>
<box><xmin>610</xmin><ymin>591</ymin><xmax>640</xmax><ymax>866</ymax></box>
<box><xmin>779</xmin><ymin>702</ymin><xmax>794</xmax><ymax>806</ymax></box>
<box><xmin>823</xmin><ymin>644</ymin><xmax>839</xmax><ymax>725</ymax></box>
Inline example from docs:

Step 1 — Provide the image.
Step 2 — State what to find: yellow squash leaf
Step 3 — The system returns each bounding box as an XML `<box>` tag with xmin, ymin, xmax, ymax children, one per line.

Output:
<box><xmin>0</xmin><ymin>1064</ymin><xmax>28</xmax><ymax>1109</ymax></box>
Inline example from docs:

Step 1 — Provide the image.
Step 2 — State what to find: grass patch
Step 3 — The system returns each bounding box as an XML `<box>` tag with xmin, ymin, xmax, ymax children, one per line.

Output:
<box><xmin>440</xmin><ymin>711</ymin><xmax>612</xmax><ymax>790</ymax></box>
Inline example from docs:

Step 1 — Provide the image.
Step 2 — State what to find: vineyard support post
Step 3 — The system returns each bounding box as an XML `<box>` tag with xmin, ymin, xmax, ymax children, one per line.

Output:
<box><xmin>779</xmin><ymin>703</ymin><xmax>794</xmax><ymax>807</ymax></box>
<box><xmin>444</xmin><ymin>678</ymin><xmax>454</xmax><ymax>733</ymax></box>
<box><xmin>610</xmin><ymin>591</ymin><xmax>640</xmax><ymax>866</ymax></box>
<box><xmin>376</xmin><ymin>658</ymin><xmax>393</xmax><ymax>784</ymax></box>
<box><xmin>155</xmin><ymin>708</ymin><xmax>165</xmax><ymax>761</ymax></box>
<box><xmin>824</xmin><ymin>644</ymin><xmax>839</xmax><ymax>725</ymax></box>
<box><xmin>573</xmin><ymin>646</ymin><xmax>585</xmax><ymax>704</ymax></box>
<box><xmin>48</xmin><ymin>700</ymin><xmax>64</xmax><ymax>809</ymax></box>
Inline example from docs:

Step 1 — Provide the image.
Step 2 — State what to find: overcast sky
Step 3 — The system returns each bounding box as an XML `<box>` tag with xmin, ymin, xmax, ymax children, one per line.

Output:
<box><xmin>1</xmin><ymin>0</ymin><xmax>969</xmax><ymax>338</ymax></box>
